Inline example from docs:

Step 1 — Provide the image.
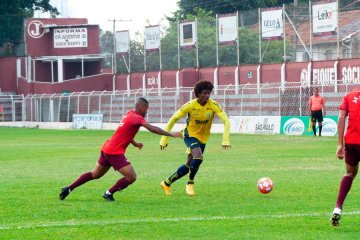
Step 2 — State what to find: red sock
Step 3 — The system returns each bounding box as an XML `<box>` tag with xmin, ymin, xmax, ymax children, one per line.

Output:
<box><xmin>69</xmin><ymin>172</ymin><xmax>93</xmax><ymax>190</ymax></box>
<box><xmin>109</xmin><ymin>177</ymin><xmax>132</xmax><ymax>194</ymax></box>
<box><xmin>336</xmin><ymin>176</ymin><xmax>353</xmax><ymax>209</ymax></box>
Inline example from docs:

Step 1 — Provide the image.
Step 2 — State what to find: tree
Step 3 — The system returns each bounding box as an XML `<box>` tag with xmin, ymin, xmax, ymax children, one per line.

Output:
<box><xmin>177</xmin><ymin>0</ymin><xmax>294</xmax><ymax>17</ymax></box>
<box><xmin>0</xmin><ymin>0</ymin><xmax>58</xmax><ymax>52</ymax></box>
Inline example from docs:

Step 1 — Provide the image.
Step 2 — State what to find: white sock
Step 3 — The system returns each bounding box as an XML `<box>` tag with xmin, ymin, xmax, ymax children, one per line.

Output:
<box><xmin>333</xmin><ymin>207</ymin><xmax>342</xmax><ymax>215</ymax></box>
<box><xmin>106</xmin><ymin>190</ymin><xmax>112</xmax><ymax>195</ymax></box>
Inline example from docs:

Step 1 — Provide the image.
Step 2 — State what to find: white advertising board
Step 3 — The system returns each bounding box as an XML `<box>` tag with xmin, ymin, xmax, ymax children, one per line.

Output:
<box><xmin>313</xmin><ymin>1</ymin><xmax>338</xmax><ymax>36</ymax></box>
<box><xmin>115</xmin><ymin>30</ymin><xmax>130</xmax><ymax>53</ymax></box>
<box><xmin>72</xmin><ymin>114</ymin><xmax>103</xmax><ymax>129</ymax></box>
<box><xmin>261</xmin><ymin>9</ymin><xmax>283</xmax><ymax>40</ymax></box>
<box><xmin>145</xmin><ymin>25</ymin><xmax>160</xmax><ymax>50</ymax></box>
<box><xmin>218</xmin><ymin>15</ymin><xmax>237</xmax><ymax>43</ymax></box>
<box><xmin>229</xmin><ymin>116</ymin><xmax>281</xmax><ymax>134</ymax></box>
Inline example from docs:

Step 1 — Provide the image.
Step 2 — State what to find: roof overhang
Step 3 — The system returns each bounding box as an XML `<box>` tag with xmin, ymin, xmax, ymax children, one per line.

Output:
<box><xmin>42</xmin><ymin>24</ymin><xmax>98</xmax><ymax>29</ymax></box>
<box><xmin>35</xmin><ymin>54</ymin><xmax>103</xmax><ymax>62</ymax></box>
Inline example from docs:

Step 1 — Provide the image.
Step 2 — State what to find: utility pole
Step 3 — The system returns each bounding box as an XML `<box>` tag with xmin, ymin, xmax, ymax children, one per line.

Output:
<box><xmin>291</xmin><ymin>0</ymin><xmax>298</xmax><ymax>61</ymax></box>
<box><xmin>108</xmin><ymin>19</ymin><xmax>131</xmax><ymax>73</ymax></box>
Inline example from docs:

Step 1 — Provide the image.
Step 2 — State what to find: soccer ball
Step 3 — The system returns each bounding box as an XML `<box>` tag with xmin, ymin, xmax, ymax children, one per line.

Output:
<box><xmin>257</xmin><ymin>177</ymin><xmax>273</xmax><ymax>194</ymax></box>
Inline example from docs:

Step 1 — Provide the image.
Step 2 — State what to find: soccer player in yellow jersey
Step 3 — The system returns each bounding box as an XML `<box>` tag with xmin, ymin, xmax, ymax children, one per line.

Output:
<box><xmin>160</xmin><ymin>80</ymin><xmax>231</xmax><ymax>196</ymax></box>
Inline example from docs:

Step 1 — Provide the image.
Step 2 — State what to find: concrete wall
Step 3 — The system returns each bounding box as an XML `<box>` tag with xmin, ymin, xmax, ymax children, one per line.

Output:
<box><xmin>0</xmin><ymin>57</ymin><xmax>17</xmax><ymax>92</ymax></box>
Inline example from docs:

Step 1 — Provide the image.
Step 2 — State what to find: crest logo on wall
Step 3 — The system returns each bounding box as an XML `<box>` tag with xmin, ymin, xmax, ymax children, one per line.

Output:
<box><xmin>27</xmin><ymin>20</ymin><xmax>45</xmax><ymax>39</ymax></box>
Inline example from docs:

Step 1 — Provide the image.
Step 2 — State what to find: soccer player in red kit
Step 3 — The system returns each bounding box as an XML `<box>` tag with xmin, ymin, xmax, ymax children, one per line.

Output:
<box><xmin>59</xmin><ymin>98</ymin><xmax>182</xmax><ymax>201</ymax></box>
<box><xmin>331</xmin><ymin>88</ymin><xmax>360</xmax><ymax>226</ymax></box>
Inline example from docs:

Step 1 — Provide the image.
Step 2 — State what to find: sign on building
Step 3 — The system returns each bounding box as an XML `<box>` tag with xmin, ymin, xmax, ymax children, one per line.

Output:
<box><xmin>54</xmin><ymin>28</ymin><xmax>88</xmax><ymax>48</ymax></box>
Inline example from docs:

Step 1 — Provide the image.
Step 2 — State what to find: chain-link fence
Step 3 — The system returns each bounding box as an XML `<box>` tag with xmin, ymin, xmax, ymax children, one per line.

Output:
<box><xmin>2</xmin><ymin>82</ymin><xmax>359</xmax><ymax>124</ymax></box>
<box><xmin>0</xmin><ymin>95</ymin><xmax>25</xmax><ymax>121</ymax></box>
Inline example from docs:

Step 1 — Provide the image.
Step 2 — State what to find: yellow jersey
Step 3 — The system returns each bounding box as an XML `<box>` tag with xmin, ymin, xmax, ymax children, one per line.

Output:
<box><xmin>160</xmin><ymin>98</ymin><xmax>230</xmax><ymax>145</ymax></box>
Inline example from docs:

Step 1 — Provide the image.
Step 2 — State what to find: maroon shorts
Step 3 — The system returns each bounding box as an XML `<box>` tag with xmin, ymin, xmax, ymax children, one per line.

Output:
<box><xmin>98</xmin><ymin>151</ymin><xmax>131</xmax><ymax>170</ymax></box>
<box><xmin>345</xmin><ymin>144</ymin><xmax>360</xmax><ymax>166</ymax></box>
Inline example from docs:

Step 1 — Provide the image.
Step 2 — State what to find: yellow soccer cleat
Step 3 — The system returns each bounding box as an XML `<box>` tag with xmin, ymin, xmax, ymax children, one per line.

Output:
<box><xmin>186</xmin><ymin>183</ymin><xmax>195</xmax><ymax>196</ymax></box>
<box><xmin>161</xmin><ymin>181</ymin><xmax>172</xmax><ymax>196</ymax></box>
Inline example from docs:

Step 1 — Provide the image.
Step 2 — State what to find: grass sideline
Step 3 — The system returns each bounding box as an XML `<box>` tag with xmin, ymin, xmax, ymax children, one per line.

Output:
<box><xmin>1</xmin><ymin>127</ymin><xmax>360</xmax><ymax>239</ymax></box>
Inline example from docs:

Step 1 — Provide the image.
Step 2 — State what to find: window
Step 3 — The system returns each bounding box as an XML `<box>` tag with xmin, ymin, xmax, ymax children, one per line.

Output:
<box><xmin>325</xmin><ymin>50</ymin><xmax>332</xmax><ymax>60</ymax></box>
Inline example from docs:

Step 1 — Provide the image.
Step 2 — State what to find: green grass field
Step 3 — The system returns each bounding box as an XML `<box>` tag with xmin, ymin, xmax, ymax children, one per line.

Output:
<box><xmin>1</xmin><ymin>127</ymin><xmax>360</xmax><ymax>239</ymax></box>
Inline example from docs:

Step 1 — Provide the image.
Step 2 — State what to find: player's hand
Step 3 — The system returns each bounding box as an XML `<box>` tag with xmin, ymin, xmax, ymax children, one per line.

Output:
<box><xmin>134</xmin><ymin>142</ymin><xmax>143</xmax><ymax>150</ymax></box>
<box><xmin>222</xmin><ymin>144</ymin><xmax>231</xmax><ymax>150</ymax></box>
<box><xmin>323</xmin><ymin>111</ymin><xmax>326</xmax><ymax>117</ymax></box>
<box><xmin>160</xmin><ymin>144</ymin><xmax>168</xmax><ymax>150</ymax></box>
<box><xmin>171</xmin><ymin>131</ymin><xmax>183</xmax><ymax>138</ymax></box>
<box><xmin>336</xmin><ymin>145</ymin><xmax>345</xmax><ymax>160</ymax></box>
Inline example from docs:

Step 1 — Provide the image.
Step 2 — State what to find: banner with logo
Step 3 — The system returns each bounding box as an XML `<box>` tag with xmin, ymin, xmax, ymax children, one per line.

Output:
<box><xmin>281</xmin><ymin>116</ymin><xmax>337</xmax><ymax>136</ymax></box>
<box><xmin>312</xmin><ymin>1</ymin><xmax>338</xmax><ymax>36</ymax></box>
<box><xmin>145</xmin><ymin>25</ymin><xmax>160</xmax><ymax>51</ymax></box>
<box><xmin>115</xmin><ymin>30</ymin><xmax>130</xmax><ymax>54</ymax></box>
<box><xmin>229</xmin><ymin>116</ymin><xmax>281</xmax><ymax>134</ymax></box>
<box><xmin>179</xmin><ymin>21</ymin><xmax>197</xmax><ymax>47</ymax></box>
<box><xmin>261</xmin><ymin>8</ymin><xmax>283</xmax><ymax>40</ymax></box>
<box><xmin>72</xmin><ymin>114</ymin><xmax>103</xmax><ymax>129</ymax></box>
<box><xmin>218</xmin><ymin>14</ymin><xmax>237</xmax><ymax>44</ymax></box>
<box><xmin>53</xmin><ymin>28</ymin><xmax>88</xmax><ymax>48</ymax></box>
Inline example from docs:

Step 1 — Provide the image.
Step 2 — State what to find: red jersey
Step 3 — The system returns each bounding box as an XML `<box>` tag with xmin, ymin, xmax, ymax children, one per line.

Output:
<box><xmin>308</xmin><ymin>95</ymin><xmax>325</xmax><ymax>111</ymax></box>
<box><xmin>102</xmin><ymin>110</ymin><xmax>147</xmax><ymax>155</ymax></box>
<box><xmin>339</xmin><ymin>88</ymin><xmax>360</xmax><ymax>144</ymax></box>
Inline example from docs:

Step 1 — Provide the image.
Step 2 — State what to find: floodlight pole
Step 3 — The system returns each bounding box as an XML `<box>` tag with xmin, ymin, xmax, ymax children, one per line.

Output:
<box><xmin>258</xmin><ymin>8</ymin><xmax>262</xmax><ymax>63</ymax></box>
<box><xmin>216</xmin><ymin>14</ymin><xmax>219</xmax><ymax>66</ymax></box>
<box><xmin>309</xmin><ymin>0</ymin><xmax>313</xmax><ymax>60</ymax></box>
<box><xmin>108</xmin><ymin>19</ymin><xmax>132</xmax><ymax>74</ymax></box>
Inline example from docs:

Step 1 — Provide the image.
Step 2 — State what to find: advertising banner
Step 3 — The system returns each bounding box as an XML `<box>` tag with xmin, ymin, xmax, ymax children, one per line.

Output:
<box><xmin>180</xmin><ymin>21</ymin><xmax>197</xmax><ymax>47</ymax></box>
<box><xmin>72</xmin><ymin>114</ymin><xmax>103</xmax><ymax>129</ymax></box>
<box><xmin>312</xmin><ymin>1</ymin><xmax>338</xmax><ymax>36</ymax></box>
<box><xmin>218</xmin><ymin>14</ymin><xmax>237</xmax><ymax>44</ymax></box>
<box><xmin>115</xmin><ymin>30</ymin><xmax>130</xmax><ymax>53</ymax></box>
<box><xmin>145</xmin><ymin>25</ymin><xmax>160</xmax><ymax>50</ymax></box>
<box><xmin>281</xmin><ymin>116</ymin><xmax>337</xmax><ymax>136</ymax></box>
<box><xmin>261</xmin><ymin>8</ymin><xmax>283</xmax><ymax>40</ymax></box>
<box><xmin>53</xmin><ymin>28</ymin><xmax>88</xmax><ymax>48</ymax></box>
<box><xmin>229</xmin><ymin>116</ymin><xmax>281</xmax><ymax>134</ymax></box>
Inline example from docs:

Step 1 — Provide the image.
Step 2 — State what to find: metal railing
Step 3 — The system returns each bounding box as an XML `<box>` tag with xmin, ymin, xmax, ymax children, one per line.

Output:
<box><xmin>2</xmin><ymin>82</ymin><xmax>360</xmax><ymax>123</ymax></box>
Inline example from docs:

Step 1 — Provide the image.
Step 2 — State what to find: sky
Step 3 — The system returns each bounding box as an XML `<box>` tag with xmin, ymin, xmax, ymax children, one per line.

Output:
<box><xmin>44</xmin><ymin>0</ymin><xmax>179</xmax><ymax>36</ymax></box>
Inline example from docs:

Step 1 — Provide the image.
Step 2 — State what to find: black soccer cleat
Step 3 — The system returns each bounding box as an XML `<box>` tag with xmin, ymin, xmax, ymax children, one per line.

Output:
<box><xmin>59</xmin><ymin>186</ymin><xmax>71</xmax><ymax>200</ymax></box>
<box><xmin>330</xmin><ymin>213</ymin><xmax>341</xmax><ymax>227</ymax></box>
<box><xmin>103</xmin><ymin>192</ymin><xmax>115</xmax><ymax>201</ymax></box>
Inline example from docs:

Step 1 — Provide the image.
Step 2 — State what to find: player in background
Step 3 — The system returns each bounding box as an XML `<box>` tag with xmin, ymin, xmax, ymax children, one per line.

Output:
<box><xmin>308</xmin><ymin>88</ymin><xmax>326</xmax><ymax>136</ymax></box>
<box><xmin>160</xmin><ymin>80</ymin><xmax>231</xmax><ymax>196</ymax></box>
<box><xmin>331</xmin><ymin>88</ymin><xmax>360</xmax><ymax>226</ymax></box>
<box><xmin>59</xmin><ymin>98</ymin><xmax>182</xmax><ymax>201</ymax></box>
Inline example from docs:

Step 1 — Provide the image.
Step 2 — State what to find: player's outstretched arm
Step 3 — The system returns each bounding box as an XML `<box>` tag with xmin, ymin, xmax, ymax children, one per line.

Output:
<box><xmin>159</xmin><ymin>105</ymin><xmax>188</xmax><ymax>149</ymax></box>
<box><xmin>214</xmin><ymin>103</ymin><xmax>231</xmax><ymax>149</ymax></box>
<box><xmin>142</xmin><ymin>122</ymin><xmax>182</xmax><ymax>138</ymax></box>
<box><xmin>131</xmin><ymin>139</ymin><xmax>143</xmax><ymax>149</ymax></box>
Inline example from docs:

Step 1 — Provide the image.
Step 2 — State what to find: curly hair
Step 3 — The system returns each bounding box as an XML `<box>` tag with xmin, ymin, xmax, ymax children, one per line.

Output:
<box><xmin>194</xmin><ymin>80</ymin><xmax>214</xmax><ymax>97</ymax></box>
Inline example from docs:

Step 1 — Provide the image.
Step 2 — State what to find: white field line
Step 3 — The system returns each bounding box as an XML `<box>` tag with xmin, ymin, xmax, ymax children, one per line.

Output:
<box><xmin>1</xmin><ymin>211</ymin><xmax>360</xmax><ymax>230</ymax></box>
